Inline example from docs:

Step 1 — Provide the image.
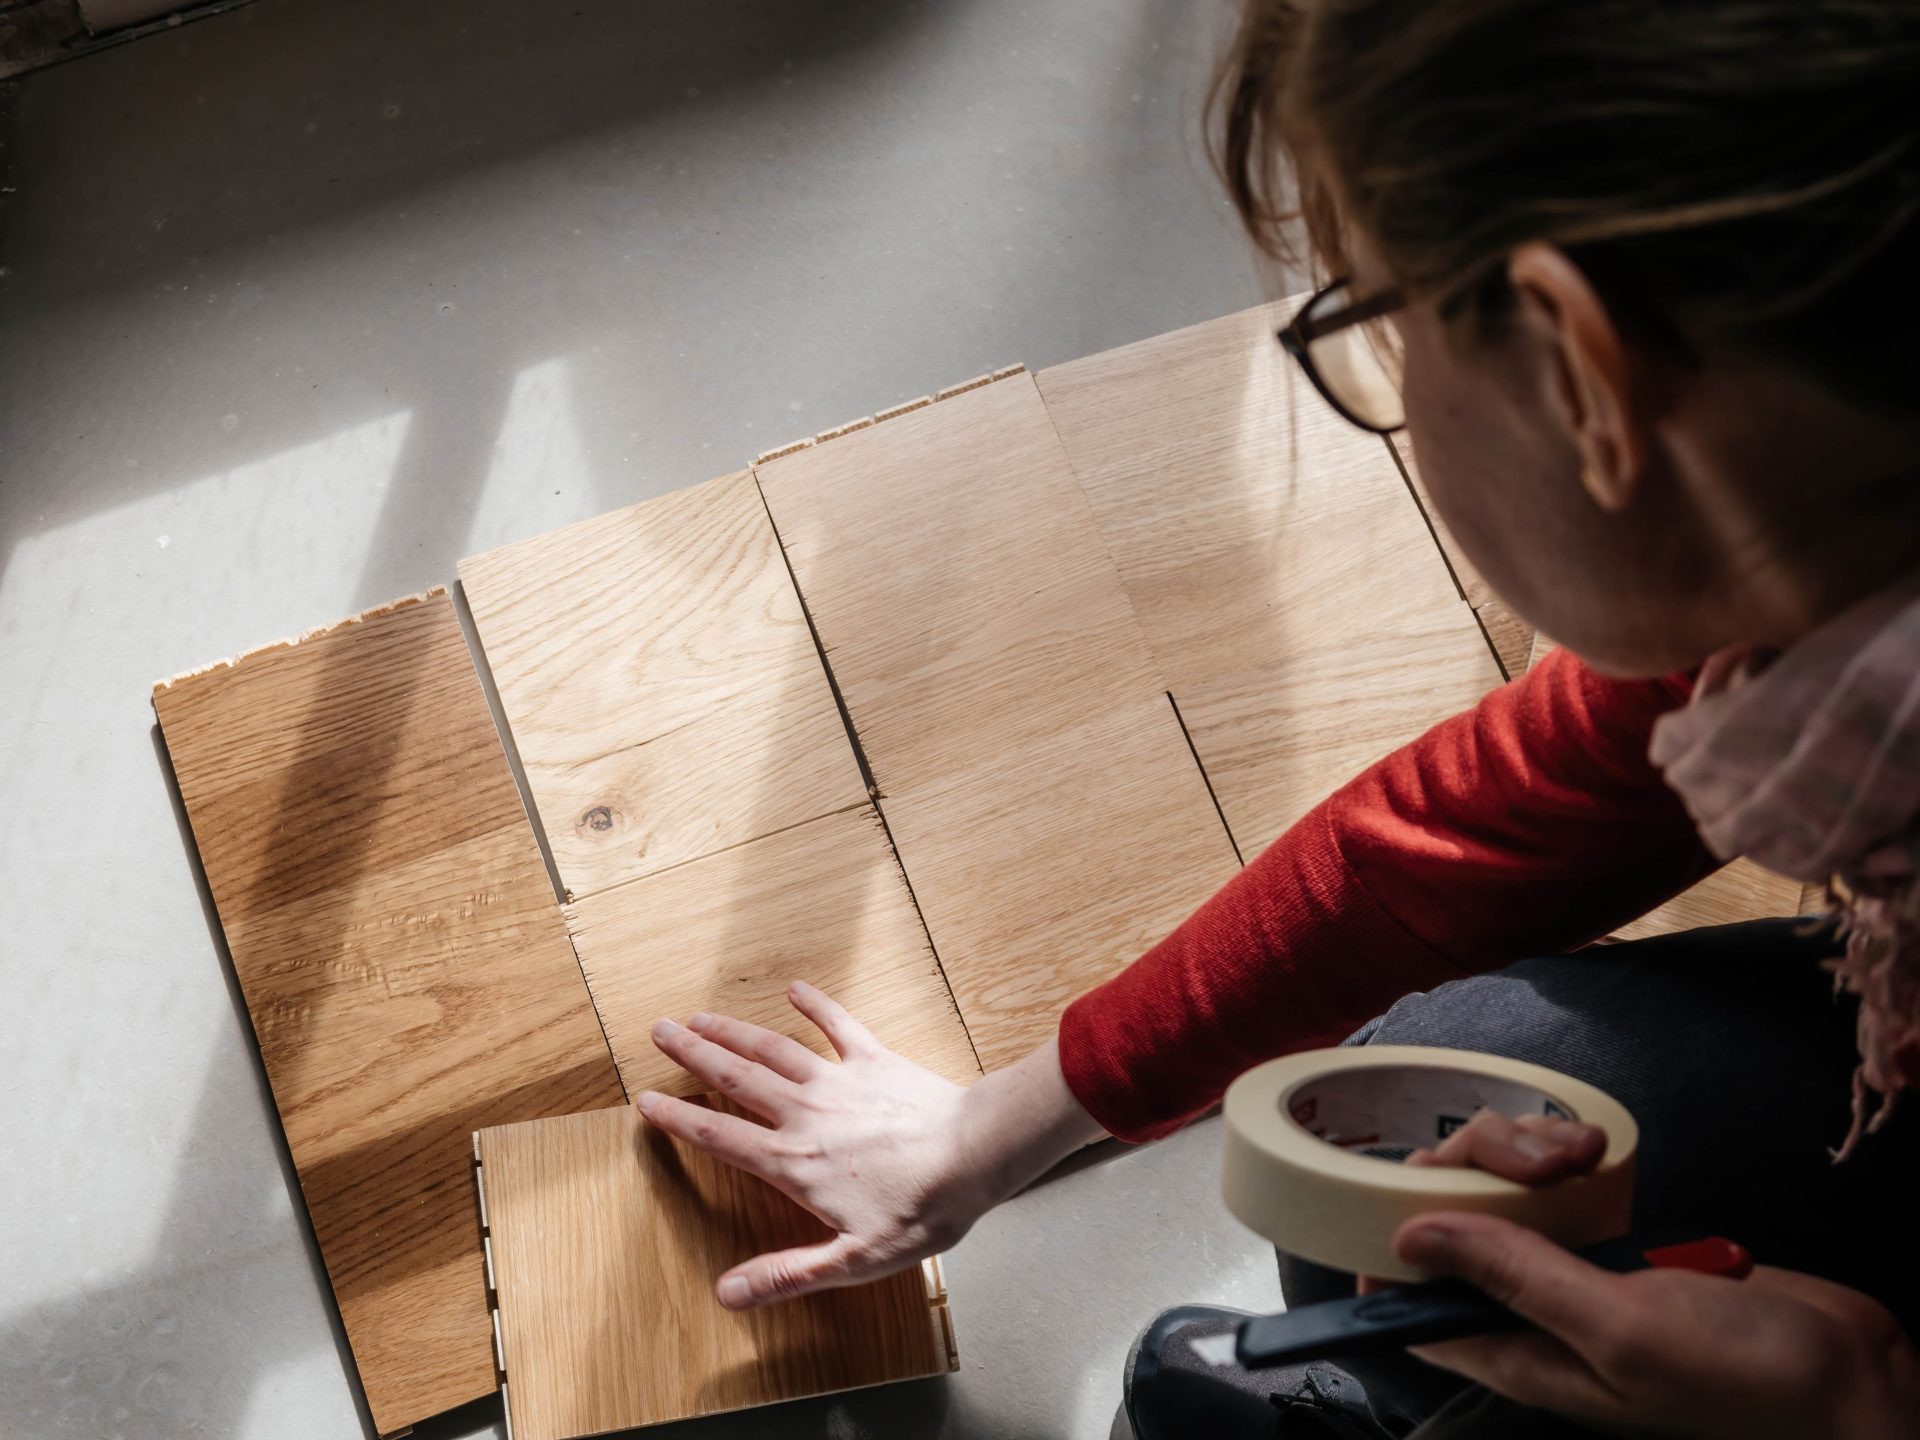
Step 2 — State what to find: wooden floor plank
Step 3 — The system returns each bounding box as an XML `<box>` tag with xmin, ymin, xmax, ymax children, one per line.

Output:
<box><xmin>1389</xmin><ymin>432</ymin><xmax>1538</xmax><ymax>680</ymax></box>
<box><xmin>1036</xmin><ymin>304</ymin><xmax>1504</xmax><ymax>855</ymax></box>
<box><xmin>152</xmin><ymin>591</ymin><xmax>625</xmax><ymax>1435</ymax></box>
<box><xmin>1612</xmin><ymin>857</ymin><xmax>1813</xmax><ymax>942</ymax></box>
<box><xmin>1174</xmin><ymin>615</ymin><xmax>1502</xmax><ymax>855</ymax></box>
<box><xmin>476</xmin><ymin>1104</ymin><xmax>953</xmax><ymax>1440</ymax></box>
<box><xmin>567</xmin><ymin>806</ymin><xmax>979</xmax><ymax>1097</ymax></box>
<box><xmin>458</xmin><ymin>469</ymin><xmax>867</xmax><ymax>901</ymax></box>
<box><xmin>757</xmin><ymin>373</ymin><xmax>1240</xmax><ymax>1069</ymax></box>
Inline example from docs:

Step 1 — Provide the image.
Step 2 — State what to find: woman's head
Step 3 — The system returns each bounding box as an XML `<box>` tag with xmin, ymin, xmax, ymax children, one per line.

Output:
<box><xmin>1215</xmin><ymin>0</ymin><xmax>1920</xmax><ymax>674</ymax></box>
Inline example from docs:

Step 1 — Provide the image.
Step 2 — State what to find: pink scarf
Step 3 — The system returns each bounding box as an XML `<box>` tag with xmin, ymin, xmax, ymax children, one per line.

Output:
<box><xmin>1649</xmin><ymin>572</ymin><xmax>1920</xmax><ymax>1158</ymax></box>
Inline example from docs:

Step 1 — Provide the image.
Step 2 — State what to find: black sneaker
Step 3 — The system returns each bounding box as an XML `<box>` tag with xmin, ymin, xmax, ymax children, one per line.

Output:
<box><xmin>1122</xmin><ymin>1305</ymin><xmax>1394</xmax><ymax>1440</ymax></box>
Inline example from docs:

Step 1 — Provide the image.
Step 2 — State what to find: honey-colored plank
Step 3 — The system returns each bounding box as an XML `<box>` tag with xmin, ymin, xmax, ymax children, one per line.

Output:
<box><xmin>152</xmin><ymin>591</ymin><xmax>625</xmax><ymax>1435</ymax></box>
<box><xmin>758</xmin><ymin>373</ymin><xmax>1240</xmax><ymax>1069</ymax></box>
<box><xmin>1613</xmin><ymin>858</ymin><xmax>1812</xmax><ymax>942</ymax></box>
<box><xmin>458</xmin><ymin>469</ymin><xmax>866</xmax><ymax>901</ymax></box>
<box><xmin>567</xmin><ymin>806</ymin><xmax>980</xmax><ymax>1097</ymax></box>
<box><xmin>1176</xmin><ymin>615</ymin><xmax>1502</xmax><ymax>855</ymax></box>
<box><xmin>476</xmin><ymin>1104</ymin><xmax>953</xmax><ymax>1440</ymax></box>
<box><xmin>1036</xmin><ymin>305</ymin><xmax>1504</xmax><ymax>854</ymax></box>
<box><xmin>1527</xmin><ymin>628</ymin><xmax>1558</xmax><ymax>673</ymax></box>
<box><xmin>1388</xmin><ymin>432</ymin><xmax>1537</xmax><ymax>678</ymax></box>
<box><xmin>1389</xmin><ymin>432</ymin><xmax>1493</xmax><ymax>608</ymax></box>
<box><xmin>1473</xmin><ymin>598</ymin><xmax>1536</xmax><ymax>683</ymax></box>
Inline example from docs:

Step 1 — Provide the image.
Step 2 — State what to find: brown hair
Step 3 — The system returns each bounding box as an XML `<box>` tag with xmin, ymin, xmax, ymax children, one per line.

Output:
<box><xmin>1213</xmin><ymin>0</ymin><xmax>1920</xmax><ymax>408</ymax></box>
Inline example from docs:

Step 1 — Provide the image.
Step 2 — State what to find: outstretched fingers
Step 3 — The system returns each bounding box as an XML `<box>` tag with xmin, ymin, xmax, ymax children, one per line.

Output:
<box><xmin>683</xmin><ymin>1009</ymin><xmax>827</xmax><ymax>1084</ymax></box>
<box><xmin>713</xmin><ymin>1232</ymin><xmax>887</xmax><ymax>1310</ymax></box>
<box><xmin>788</xmin><ymin>980</ymin><xmax>879</xmax><ymax>1062</ymax></box>
<box><xmin>635</xmin><ymin>1091</ymin><xmax>785</xmax><ymax>1185</ymax></box>
<box><xmin>649</xmin><ymin>1017</ymin><xmax>796</xmax><ymax>1119</ymax></box>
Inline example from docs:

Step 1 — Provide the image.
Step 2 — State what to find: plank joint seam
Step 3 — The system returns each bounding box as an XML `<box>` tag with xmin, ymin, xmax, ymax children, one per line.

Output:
<box><xmin>149</xmin><ymin>586</ymin><xmax>448</xmax><ymax>698</ymax></box>
<box><xmin>747</xmin><ymin>471</ymin><xmax>987</xmax><ymax>1077</ymax></box>
<box><xmin>752</xmin><ymin>363</ymin><xmax>1025</xmax><ymax>467</ymax></box>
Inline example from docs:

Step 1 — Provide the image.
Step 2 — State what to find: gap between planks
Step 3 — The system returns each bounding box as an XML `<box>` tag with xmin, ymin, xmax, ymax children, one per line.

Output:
<box><xmin>451</xmin><ymin>579</ymin><xmax>570</xmax><ymax>906</ymax></box>
<box><xmin>747</xmin><ymin>468</ymin><xmax>987</xmax><ymax>1079</ymax></box>
<box><xmin>451</xmin><ymin>578</ymin><xmax>629</xmax><ymax>1102</ymax></box>
<box><xmin>1381</xmin><ymin>433</ymin><xmax>1533</xmax><ymax>682</ymax></box>
<box><xmin>1166</xmin><ymin>690</ymin><xmax>1244</xmax><ymax>868</ymax></box>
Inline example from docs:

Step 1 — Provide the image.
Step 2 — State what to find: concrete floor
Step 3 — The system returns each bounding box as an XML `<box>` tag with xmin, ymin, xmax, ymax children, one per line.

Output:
<box><xmin>0</xmin><ymin>4</ymin><xmax>1293</xmax><ymax>1437</ymax></box>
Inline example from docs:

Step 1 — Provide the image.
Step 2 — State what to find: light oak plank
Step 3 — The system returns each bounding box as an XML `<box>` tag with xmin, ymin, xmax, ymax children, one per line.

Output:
<box><xmin>1036</xmin><ymin>305</ymin><xmax>1504</xmax><ymax>854</ymax></box>
<box><xmin>1613</xmin><ymin>858</ymin><xmax>1813</xmax><ymax>941</ymax></box>
<box><xmin>1527</xmin><ymin>627</ymin><xmax>1558</xmax><ymax>673</ymax></box>
<box><xmin>1473</xmin><ymin>599</ymin><xmax>1537</xmax><ymax>683</ymax></box>
<box><xmin>1176</xmin><ymin>614</ymin><xmax>1503</xmax><ymax>854</ymax></box>
<box><xmin>1388</xmin><ymin>433</ymin><xmax>1537</xmax><ymax>679</ymax></box>
<box><xmin>476</xmin><ymin>1104</ymin><xmax>953</xmax><ymax>1440</ymax></box>
<box><xmin>1389</xmin><ymin>433</ymin><xmax>1492</xmax><ymax>607</ymax></box>
<box><xmin>566</xmin><ymin>806</ymin><xmax>979</xmax><ymax>1097</ymax></box>
<box><xmin>152</xmin><ymin>591</ymin><xmax>625</xmax><ymax>1435</ymax></box>
<box><xmin>758</xmin><ymin>374</ymin><xmax>1240</xmax><ymax>1069</ymax></box>
<box><xmin>459</xmin><ymin>469</ymin><xmax>866</xmax><ymax>901</ymax></box>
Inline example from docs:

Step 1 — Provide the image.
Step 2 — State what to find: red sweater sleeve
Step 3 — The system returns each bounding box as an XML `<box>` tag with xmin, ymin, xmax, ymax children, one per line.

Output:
<box><xmin>1058</xmin><ymin>647</ymin><xmax>1718</xmax><ymax>1142</ymax></box>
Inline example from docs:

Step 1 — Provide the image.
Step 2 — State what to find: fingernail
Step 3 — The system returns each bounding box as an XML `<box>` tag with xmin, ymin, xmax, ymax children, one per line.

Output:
<box><xmin>1512</xmin><ymin>1132</ymin><xmax>1557</xmax><ymax>1160</ymax></box>
<box><xmin>788</xmin><ymin>980</ymin><xmax>811</xmax><ymax>997</ymax></box>
<box><xmin>1399</xmin><ymin>1224</ymin><xmax>1455</xmax><ymax>1266</ymax></box>
<box><xmin>717</xmin><ymin>1275</ymin><xmax>752</xmax><ymax>1309</ymax></box>
<box><xmin>652</xmin><ymin>1017</ymin><xmax>681</xmax><ymax>1040</ymax></box>
<box><xmin>688</xmin><ymin>1011</ymin><xmax>714</xmax><ymax>1031</ymax></box>
<box><xmin>636</xmin><ymin>1091</ymin><xmax>661</xmax><ymax>1114</ymax></box>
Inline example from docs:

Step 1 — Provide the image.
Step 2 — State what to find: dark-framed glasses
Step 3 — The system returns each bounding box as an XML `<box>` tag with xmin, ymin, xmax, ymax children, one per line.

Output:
<box><xmin>1278</xmin><ymin>278</ymin><xmax>1407</xmax><ymax>434</ymax></box>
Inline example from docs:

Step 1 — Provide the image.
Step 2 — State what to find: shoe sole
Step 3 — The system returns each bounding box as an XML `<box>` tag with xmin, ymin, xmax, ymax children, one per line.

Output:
<box><xmin>1122</xmin><ymin>1305</ymin><xmax>1257</xmax><ymax>1440</ymax></box>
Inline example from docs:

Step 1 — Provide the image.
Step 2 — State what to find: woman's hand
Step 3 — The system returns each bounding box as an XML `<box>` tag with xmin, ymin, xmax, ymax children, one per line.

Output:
<box><xmin>1392</xmin><ymin>1111</ymin><xmax>1920</xmax><ymax>1438</ymax></box>
<box><xmin>636</xmin><ymin>980</ymin><xmax>1106</xmax><ymax>1310</ymax></box>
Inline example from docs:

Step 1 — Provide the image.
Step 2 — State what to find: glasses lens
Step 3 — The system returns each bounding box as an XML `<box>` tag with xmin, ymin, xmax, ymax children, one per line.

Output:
<box><xmin>1306</xmin><ymin>283</ymin><xmax>1405</xmax><ymax>431</ymax></box>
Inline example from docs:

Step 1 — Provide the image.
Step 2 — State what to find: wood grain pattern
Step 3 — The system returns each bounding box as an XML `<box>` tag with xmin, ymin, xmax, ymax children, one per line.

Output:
<box><xmin>1612</xmin><ymin>856</ymin><xmax>1813</xmax><ymax>940</ymax></box>
<box><xmin>758</xmin><ymin>373</ymin><xmax>1241</xmax><ymax>1069</ymax></box>
<box><xmin>1174</xmin><ymin>614</ymin><xmax>1505</xmax><ymax>856</ymax></box>
<box><xmin>458</xmin><ymin>469</ymin><xmax>867</xmax><ymax>901</ymax></box>
<box><xmin>1389</xmin><ymin>433</ymin><xmax>1537</xmax><ymax>680</ymax></box>
<box><xmin>476</xmin><ymin>1104</ymin><xmax>954</xmax><ymax>1440</ymax></box>
<box><xmin>566</xmin><ymin>806</ymin><xmax>979</xmax><ymax>1097</ymax></box>
<box><xmin>1036</xmin><ymin>305</ymin><xmax>1504</xmax><ymax>855</ymax></box>
<box><xmin>152</xmin><ymin>591</ymin><xmax>625</xmax><ymax>1436</ymax></box>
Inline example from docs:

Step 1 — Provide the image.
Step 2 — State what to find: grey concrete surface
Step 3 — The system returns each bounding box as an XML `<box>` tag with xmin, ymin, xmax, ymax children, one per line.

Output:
<box><xmin>0</xmin><ymin>3</ymin><xmax>1291</xmax><ymax>1436</ymax></box>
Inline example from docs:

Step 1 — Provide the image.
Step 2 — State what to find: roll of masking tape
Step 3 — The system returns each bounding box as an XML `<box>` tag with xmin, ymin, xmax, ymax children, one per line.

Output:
<box><xmin>1222</xmin><ymin>1045</ymin><xmax>1638</xmax><ymax>1282</ymax></box>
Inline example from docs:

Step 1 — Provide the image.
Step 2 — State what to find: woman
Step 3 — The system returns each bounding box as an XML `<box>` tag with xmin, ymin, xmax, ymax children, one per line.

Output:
<box><xmin>636</xmin><ymin>2</ymin><xmax>1920</xmax><ymax>1434</ymax></box>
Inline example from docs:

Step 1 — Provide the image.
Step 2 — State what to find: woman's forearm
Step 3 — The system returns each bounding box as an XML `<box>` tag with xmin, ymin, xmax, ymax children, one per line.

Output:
<box><xmin>959</xmin><ymin>1036</ymin><xmax>1109</xmax><ymax>1211</ymax></box>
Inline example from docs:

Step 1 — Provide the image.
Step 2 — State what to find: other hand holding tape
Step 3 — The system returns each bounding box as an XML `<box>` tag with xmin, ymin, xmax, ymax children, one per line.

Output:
<box><xmin>1222</xmin><ymin>1046</ymin><xmax>1639</xmax><ymax>1282</ymax></box>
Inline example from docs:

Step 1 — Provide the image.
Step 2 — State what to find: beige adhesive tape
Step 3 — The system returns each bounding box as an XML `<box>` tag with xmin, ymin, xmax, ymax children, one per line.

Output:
<box><xmin>1222</xmin><ymin>1045</ymin><xmax>1638</xmax><ymax>1282</ymax></box>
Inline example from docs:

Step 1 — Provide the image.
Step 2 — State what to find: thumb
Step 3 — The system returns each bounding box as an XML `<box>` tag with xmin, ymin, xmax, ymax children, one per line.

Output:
<box><xmin>1395</xmin><ymin>1212</ymin><xmax>1624</xmax><ymax>1349</ymax></box>
<box><xmin>714</xmin><ymin>1233</ymin><xmax>868</xmax><ymax>1310</ymax></box>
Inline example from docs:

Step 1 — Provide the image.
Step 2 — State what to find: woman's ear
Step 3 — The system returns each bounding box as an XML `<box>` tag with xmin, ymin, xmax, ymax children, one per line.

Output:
<box><xmin>1507</xmin><ymin>243</ymin><xmax>1649</xmax><ymax>513</ymax></box>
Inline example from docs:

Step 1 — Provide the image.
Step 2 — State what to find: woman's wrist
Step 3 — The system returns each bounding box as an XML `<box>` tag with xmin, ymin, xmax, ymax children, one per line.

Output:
<box><xmin>955</xmin><ymin>1036</ymin><xmax>1109</xmax><ymax>1214</ymax></box>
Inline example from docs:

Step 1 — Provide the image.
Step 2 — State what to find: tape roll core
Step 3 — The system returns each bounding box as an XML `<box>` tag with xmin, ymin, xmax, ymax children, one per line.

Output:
<box><xmin>1221</xmin><ymin>1046</ymin><xmax>1638</xmax><ymax>1281</ymax></box>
